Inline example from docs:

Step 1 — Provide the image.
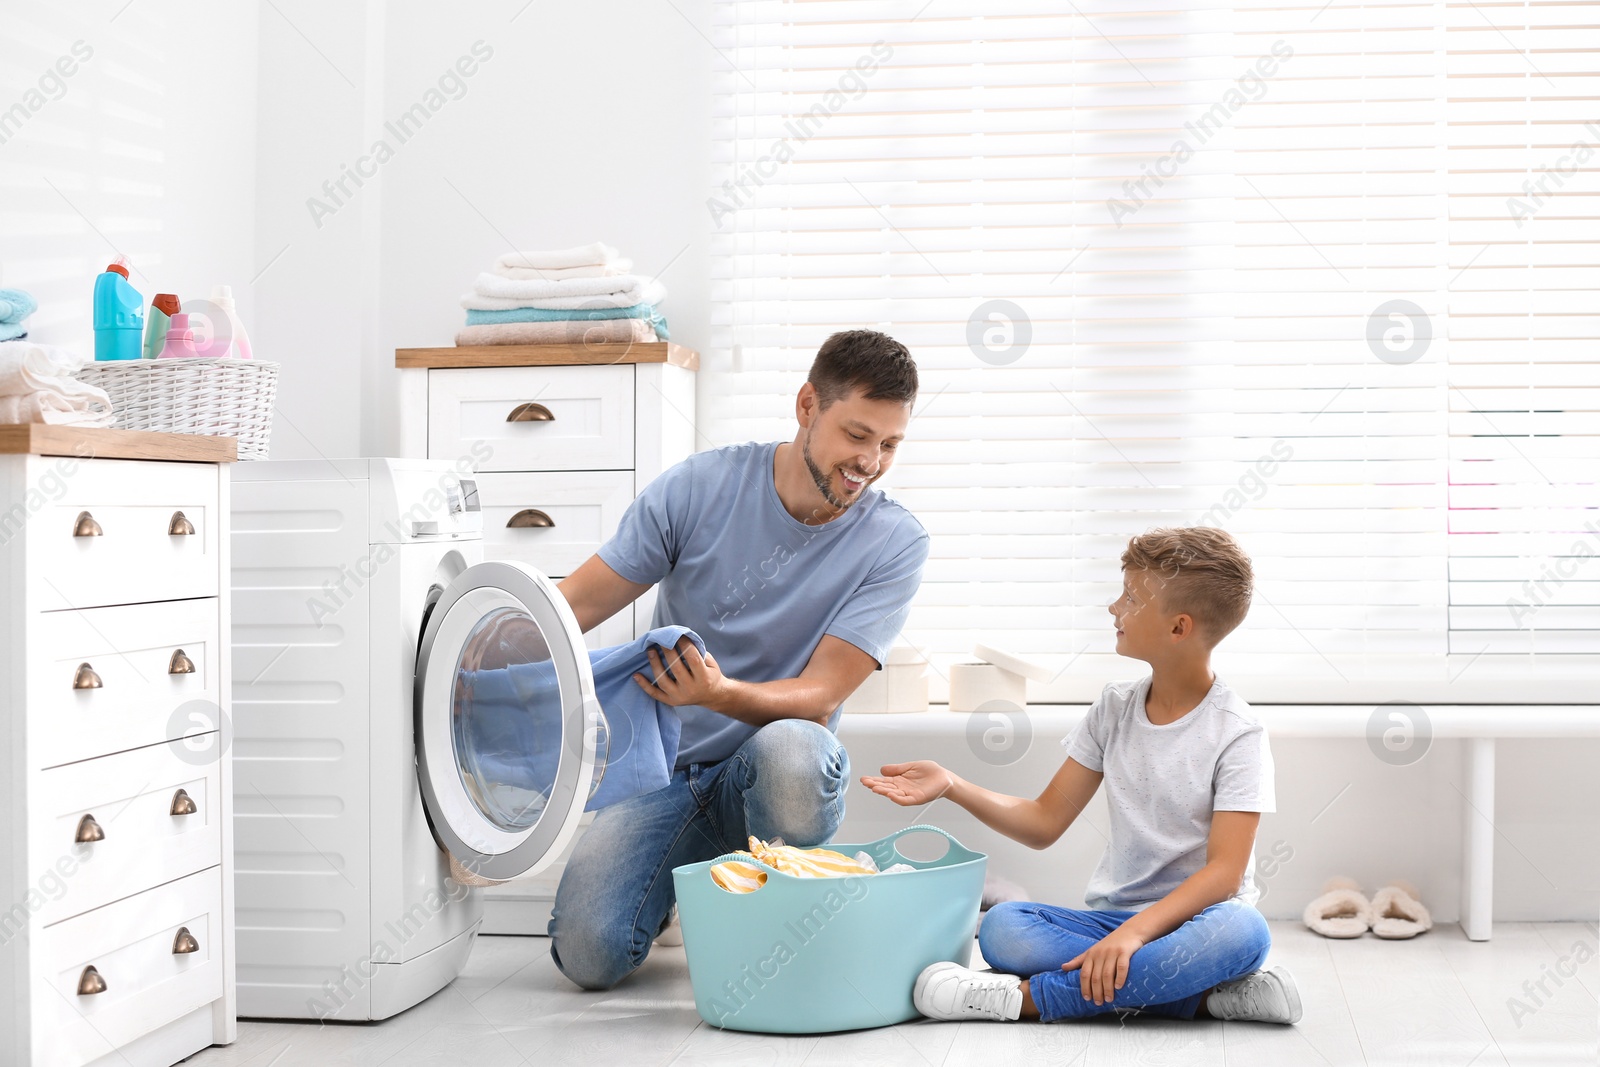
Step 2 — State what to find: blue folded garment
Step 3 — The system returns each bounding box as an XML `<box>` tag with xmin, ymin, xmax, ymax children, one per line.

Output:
<box><xmin>454</xmin><ymin>625</ymin><xmax>703</xmax><ymax>815</ymax></box>
<box><xmin>464</xmin><ymin>301</ymin><xmax>670</xmax><ymax>340</ymax></box>
<box><xmin>0</xmin><ymin>323</ymin><xmax>28</xmax><ymax>342</ymax></box>
<box><xmin>0</xmin><ymin>288</ymin><xmax>36</xmax><ymax>324</ymax></box>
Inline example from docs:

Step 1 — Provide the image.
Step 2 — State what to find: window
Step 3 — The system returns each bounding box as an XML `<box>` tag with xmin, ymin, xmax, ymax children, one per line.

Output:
<box><xmin>708</xmin><ymin>0</ymin><xmax>1598</xmax><ymax>702</ymax></box>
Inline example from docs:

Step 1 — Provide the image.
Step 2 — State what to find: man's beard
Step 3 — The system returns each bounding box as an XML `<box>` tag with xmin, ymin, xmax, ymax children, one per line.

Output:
<box><xmin>802</xmin><ymin>427</ymin><xmax>869</xmax><ymax>512</ymax></box>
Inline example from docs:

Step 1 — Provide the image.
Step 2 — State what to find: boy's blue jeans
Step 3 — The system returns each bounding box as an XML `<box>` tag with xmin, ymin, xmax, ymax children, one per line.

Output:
<box><xmin>979</xmin><ymin>897</ymin><xmax>1272</xmax><ymax>1020</ymax></box>
<box><xmin>548</xmin><ymin>718</ymin><xmax>850</xmax><ymax>990</ymax></box>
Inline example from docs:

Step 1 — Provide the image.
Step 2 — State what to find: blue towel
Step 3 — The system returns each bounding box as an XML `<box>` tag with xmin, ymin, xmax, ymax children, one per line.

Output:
<box><xmin>464</xmin><ymin>301</ymin><xmax>670</xmax><ymax>340</ymax></box>
<box><xmin>0</xmin><ymin>323</ymin><xmax>27</xmax><ymax>342</ymax></box>
<box><xmin>454</xmin><ymin>625</ymin><xmax>702</xmax><ymax>816</ymax></box>
<box><xmin>0</xmin><ymin>289</ymin><xmax>36</xmax><ymax>324</ymax></box>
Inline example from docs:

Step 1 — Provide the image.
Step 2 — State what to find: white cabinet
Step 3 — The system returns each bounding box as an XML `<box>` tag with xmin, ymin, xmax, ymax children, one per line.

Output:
<box><xmin>0</xmin><ymin>437</ymin><xmax>235</xmax><ymax>1067</ymax></box>
<box><xmin>396</xmin><ymin>345</ymin><xmax>697</xmax><ymax>934</ymax></box>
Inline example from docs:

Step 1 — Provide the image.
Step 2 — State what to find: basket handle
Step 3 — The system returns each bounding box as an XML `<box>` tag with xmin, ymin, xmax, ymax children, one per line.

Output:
<box><xmin>880</xmin><ymin>824</ymin><xmax>972</xmax><ymax>862</ymax></box>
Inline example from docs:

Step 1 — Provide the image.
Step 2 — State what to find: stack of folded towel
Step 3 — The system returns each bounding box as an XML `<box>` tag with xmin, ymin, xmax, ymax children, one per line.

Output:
<box><xmin>0</xmin><ymin>288</ymin><xmax>37</xmax><ymax>342</ymax></box>
<box><xmin>0</xmin><ymin>341</ymin><xmax>115</xmax><ymax>426</ymax></box>
<box><xmin>456</xmin><ymin>242</ymin><xmax>669</xmax><ymax>347</ymax></box>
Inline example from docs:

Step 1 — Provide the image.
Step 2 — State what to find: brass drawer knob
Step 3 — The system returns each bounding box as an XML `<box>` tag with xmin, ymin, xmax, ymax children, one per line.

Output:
<box><xmin>168</xmin><ymin>510</ymin><xmax>195</xmax><ymax>536</ymax></box>
<box><xmin>73</xmin><ymin>511</ymin><xmax>102</xmax><ymax>537</ymax></box>
<box><xmin>169</xmin><ymin>788</ymin><xmax>198</xmax><ymax>816</ymax></box>
<box><xmin>168</xmin><ymin>649</ymin><xmax>196</xmax><ymax>675</ymax></box>
<box><xmin>172</xmin><ymin>927</ymin><xmax>199</xmax><ymax>955</ymax></box>
<box><xmin>75</xmin><ymin>813</ymin><xmax>105</xmax><ymax>843</ymax></box>
<box><xmin>77</xmin><ymin>965</ymin><xmax>107</xmax><ymax>996</ymax></box>
<box><xmin>73</xmin><ymin>663</ymin><xmax>103</xmax><ymax>690</ymax></box>
<box><xmin>506</xmin><ymin>401</ymin><xmax>554</xmax><ymax>422</ymax></box>
<box><xmin>507</xmin><ymin>508</ymin><xmax>554</xmax><ymax>529</ymax></box>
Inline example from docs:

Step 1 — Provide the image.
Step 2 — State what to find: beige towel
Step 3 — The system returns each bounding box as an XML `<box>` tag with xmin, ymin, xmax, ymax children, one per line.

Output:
<box><xmin>454</xmin><ymin>318</ymin><xmax>657</xmax><ymax>347</ymax></box>
<box><xmin>494</xmin><ymin>242</ymin><xmax>624</xmax><ymax>272</ymax></box>
<box><xmin>0</xmin><ymin>341</ymin><xmax>114</xmax><ymax>426</ymax></box>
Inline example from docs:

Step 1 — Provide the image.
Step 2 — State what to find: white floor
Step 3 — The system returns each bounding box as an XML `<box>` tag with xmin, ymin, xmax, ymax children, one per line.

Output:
<box><xmin>186</xmin><ymin>921</ymin><xmax>1598</xmax><ymax>1067</ymax></box>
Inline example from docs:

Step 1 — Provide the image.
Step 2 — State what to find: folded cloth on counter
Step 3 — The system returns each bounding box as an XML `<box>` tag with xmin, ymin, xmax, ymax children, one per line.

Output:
<box><xmin>495</xmin><ymin>260</ymin><xmax>633</xmax><ymax>282</ymax></box>
<box><xmin>455</xmin><ymin>318</ymin><xmax>657</xmax><ymax>347</ymax></box>
<box><xmin>462</xmin><ymin>271</ymin><xmax>662</xmax><ymax>309</ymax></box>
<box><xmin>465</xmin><ymin>302</ymin><xmax>669</xmax><ymax>339</ymax></box>
<box><xmin>495</xmin><ymin>242</ymin><xmax>624</xmax><ymax>272</ymax></box>
<box><xmin>453</xmin><ymin>625</ymin><xmax>704</xmax><ymax>813</ymax></box>
<box><xmin>0</xmin><ymin>288</ymin><xmax>37</xmax><ymax>324</ymax></box>
<box><xmin>0</xmin><ymin>341</ymin><xmax>114</xmax><ymax>426</ymax></box>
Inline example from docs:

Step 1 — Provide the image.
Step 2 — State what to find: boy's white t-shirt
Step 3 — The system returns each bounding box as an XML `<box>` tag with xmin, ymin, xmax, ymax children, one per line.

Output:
<box><xmin>1063</xmin><ymin>676</ymin><xmax>1275</xmax><ymax>912</ymax></box>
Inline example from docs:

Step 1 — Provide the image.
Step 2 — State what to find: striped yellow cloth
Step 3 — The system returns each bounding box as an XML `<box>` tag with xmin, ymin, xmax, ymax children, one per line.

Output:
<box><xmin>710</xmin><ymin>836</ymin><xmax>877</xmax><ymax>893</ymax></box>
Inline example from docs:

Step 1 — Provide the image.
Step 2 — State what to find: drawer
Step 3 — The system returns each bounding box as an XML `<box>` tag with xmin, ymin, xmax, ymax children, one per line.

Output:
<box><xmin>37</xmin><ymin>868</ymin><xmax>224</xmax><ymax>1067</ymax></box>
<box><xmin>477</xmin><ymin>469</ymin><xmax>633</xmax><ymax>577</ymax></box>
<box><xmin>31</xmin><ymin>598</ymin><xmax>222</xmax><ymax>769</ymax></box>
<box><xmin>33</xmin><ymin>738</ymin><xmax>223</xmax><ymax>927</ymax></box>
<box><xmin>428</xmin><ymin>364</ymin><xmax>635</xmax><ymax>471</ymax></box>
<box><xmin>32</xmin><ymin>459</ymin><xmax>220</xmax><ymax>611</ymax></box>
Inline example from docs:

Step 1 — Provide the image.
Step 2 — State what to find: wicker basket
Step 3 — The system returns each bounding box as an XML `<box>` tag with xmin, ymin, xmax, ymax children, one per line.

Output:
<box><xmin>74</xmin><ymin>359</ymin><xmax>279</xmax><ymax>460</ymax></box>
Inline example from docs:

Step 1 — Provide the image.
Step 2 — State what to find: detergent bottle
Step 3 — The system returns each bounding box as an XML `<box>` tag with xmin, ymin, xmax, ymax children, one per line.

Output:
<box><xmin>204</xmin><ymin>284</ymin><xmax>253</xmax><ymax>359</ymax></box>
<box><xmin>142</xmin><ymin>293</ymin><xmax>180</xmax><ymax>359</ymax></box>
<box><xmin>92</xmin><ymin>256</ymin><xmax>143</xmax><ymax>361</ymax></box>
<box><xmin>157</xmin><ymin>313</ymin><xmax>203</xmax><ymax>359</ymax></box>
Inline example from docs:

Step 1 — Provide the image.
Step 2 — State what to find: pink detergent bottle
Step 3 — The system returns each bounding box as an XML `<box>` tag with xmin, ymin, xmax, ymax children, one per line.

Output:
<box><xmin>157</xmin><ymin>313</ymin><xmax>204</xmax><ymax>358</ymax></box>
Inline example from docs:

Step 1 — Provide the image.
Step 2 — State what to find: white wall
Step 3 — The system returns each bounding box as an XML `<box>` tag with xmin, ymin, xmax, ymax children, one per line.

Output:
<box><xmin>0</xmin><ymin>0</ymin><xmax>259</xmax><ymax>355</ymax></box>
<box><xmin>249</xmin><ymin>0</ymin><xmax>713</xmax><ymax>460</ymax></box>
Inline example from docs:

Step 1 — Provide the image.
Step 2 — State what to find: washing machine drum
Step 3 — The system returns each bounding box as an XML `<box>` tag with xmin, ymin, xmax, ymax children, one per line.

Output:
<box><xmin>414</xmin><ymin>560</ymin><xmax>604</xmax><ymax>884</ymax></box>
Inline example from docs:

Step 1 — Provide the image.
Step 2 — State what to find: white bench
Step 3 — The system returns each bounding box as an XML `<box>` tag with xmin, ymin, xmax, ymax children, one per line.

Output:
<box><xmin>839</xmin><ymin>705</ymin><xmax>1600</xmax><ymax>941</ymax></box>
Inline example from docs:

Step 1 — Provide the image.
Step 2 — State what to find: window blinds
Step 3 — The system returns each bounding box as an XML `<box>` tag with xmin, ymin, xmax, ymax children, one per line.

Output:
<box><xmin>707</xmin><ymin>0</ymin><xmax>1598</xmax><ymax>702</ymax></box>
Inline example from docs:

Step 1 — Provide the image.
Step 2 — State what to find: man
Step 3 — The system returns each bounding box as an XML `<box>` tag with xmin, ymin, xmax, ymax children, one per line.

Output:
<box><xmin>551</xmin><ymin>329</ymin><xmax>929</xmax><ymax>990</ymax></box>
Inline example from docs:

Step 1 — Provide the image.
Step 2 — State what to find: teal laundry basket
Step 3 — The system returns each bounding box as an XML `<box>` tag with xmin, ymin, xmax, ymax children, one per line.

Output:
<box><xmin>671</xmin><ymin>825</ymin><xmax>986</xmax><ymax>1034</ymax></box>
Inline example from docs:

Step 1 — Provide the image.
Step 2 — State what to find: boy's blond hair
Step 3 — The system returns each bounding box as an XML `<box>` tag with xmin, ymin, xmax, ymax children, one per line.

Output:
<box><xmin>1121</xmin><ymin>526</ymin><xmax>1254</xmax><ymax>643</ymax></box>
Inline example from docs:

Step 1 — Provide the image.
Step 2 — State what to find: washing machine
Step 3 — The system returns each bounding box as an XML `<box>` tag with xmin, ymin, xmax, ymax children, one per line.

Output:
<box><xmin>230</xmin><ymin>459</ymin><xmax>599</xmax><ymax>1020</ymax></box>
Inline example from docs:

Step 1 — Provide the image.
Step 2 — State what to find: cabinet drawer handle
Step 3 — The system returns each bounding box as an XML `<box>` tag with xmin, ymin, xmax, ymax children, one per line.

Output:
<box><xmin>506</xmin><ymin>509</ymin><xmax>554</xmax><ymax>529</ymax></box>
<box><xmin>170</xmin><ymin>789</ymin><xmax>198</xmax><ymax>816</ymax></box>
<box><xmin>168</xmin><ymin>510</ymin><xmax>195</xmax><ymax>536</ymax></box>
<box><xmin>169</xmin><ymin>649</ymin><xmax>196</xmax><ymax>675</ymax></box>
<box><xmin>506</xmin><ymin>402</ymin><xmax>554</xmax><ymax>423</ymax></box>
<box><xmin>73</xmin><ymin>663</ymin><xmax>103</xmax><ymax>690</ymax></box>
<box><xmin>75</xmin><ymin>813</ymin><xmax>105</xmax><ymax>843</ymax></box>
<box><xmin>172</xmin><ymin>927</ymin><xmax>200</xmax><ymax>955</ymax></box>
<box><xmin>77</xmin><ymin>965</ymin><xmax>107</xmax><ymax>996</ymax></box>
<box><xmin>73</xmin><ymin>511</ymin><xmax>102</xmax><ymax>537</ymax></box>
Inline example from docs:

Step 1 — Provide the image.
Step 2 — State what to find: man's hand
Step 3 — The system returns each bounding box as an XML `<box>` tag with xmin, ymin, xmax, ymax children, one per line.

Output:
<box><xmin>1063</xmin><ymin>926</ymin><xmax>1146</xmax><ymax>1007</ymax></box>
<box><xmin>859</xmin><ymin>761</ymin><xmax>957</xmax><ymax>807</ymax></box>
<box><xmin>633</xmin><ymin>637</ymin><xmax>731</xmax><ymax>710</ymax></box>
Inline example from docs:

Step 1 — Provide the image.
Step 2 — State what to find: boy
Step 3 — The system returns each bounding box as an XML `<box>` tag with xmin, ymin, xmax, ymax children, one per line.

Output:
<box><xmin>861</xmin><ymin>527</ymin><xmax>1301</xmax><ymax>1024</ymax></box>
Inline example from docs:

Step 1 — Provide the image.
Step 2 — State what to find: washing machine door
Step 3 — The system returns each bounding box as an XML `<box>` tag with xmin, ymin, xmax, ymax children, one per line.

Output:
<box><xmin>414</xmin><ymin>560</ymin><xmax>600</xmax><ymax>883</ymax></box>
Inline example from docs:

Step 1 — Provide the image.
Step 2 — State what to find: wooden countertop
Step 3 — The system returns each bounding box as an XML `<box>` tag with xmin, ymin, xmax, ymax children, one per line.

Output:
<box><xmin>0</xmin><ymin>425</ymin><xmax>238</xmax><ymax>462</ymax></box>
<box><xmin>395</xmin><ymin>341</ymin><xmax>699</xmax><ymax>371</ymax></box>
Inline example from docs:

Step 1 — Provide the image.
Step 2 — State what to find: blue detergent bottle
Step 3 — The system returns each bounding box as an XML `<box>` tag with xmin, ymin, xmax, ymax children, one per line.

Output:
<box><xmin>93</xmin><ymin>257</ymin><xmax>143</xmax><ymax>360</ymax></box>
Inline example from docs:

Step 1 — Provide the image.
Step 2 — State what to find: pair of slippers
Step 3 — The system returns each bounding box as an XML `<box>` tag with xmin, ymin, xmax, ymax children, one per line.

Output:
<box><xmin>1302</xmin><ymin>877</ymin><xmax>1433</xmax><ymax>939</ymax></box>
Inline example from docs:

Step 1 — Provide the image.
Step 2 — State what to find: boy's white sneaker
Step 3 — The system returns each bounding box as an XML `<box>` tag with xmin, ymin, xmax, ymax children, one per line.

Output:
<box><xmin>1206</xmin><ymin>965</ymin><xmax>1303</xmax><ymax>1024</ymax></box>
<box><xmin>913</xmin><ymin>961</ymin><xmax>1023</xmax><ymax>1022</ymax></box>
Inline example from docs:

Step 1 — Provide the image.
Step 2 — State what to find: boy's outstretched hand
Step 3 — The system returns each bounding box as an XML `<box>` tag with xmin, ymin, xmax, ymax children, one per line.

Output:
<box><xmin>860</xmin><ymin>761</ymin><xmax>956</xmax><ymax>807</ymax></box>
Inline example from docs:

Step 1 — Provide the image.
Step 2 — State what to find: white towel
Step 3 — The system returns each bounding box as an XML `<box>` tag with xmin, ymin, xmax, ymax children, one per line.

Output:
<box><xmin>493</xmin><ymin>260</ymin><xmax>633</xmax><ymax>281</ymax></box>
<box><xmin>494</xmin><ymin>242</ymin><xmax>624</xmax><ymax>272</ymax></box>
<box><xmin>461</xmin><ymin>275</ymin><xmax>666</xmax><ymax>312</ymax></box>
<box><xmin>0</xmin><ymin>341</ymin><xmax>114</xmax><ymax>426</ymax></box>
<box><xmin>455</xmin><ymin>318</ymin><xmax>657</xmax><ymax>347</ymax></box>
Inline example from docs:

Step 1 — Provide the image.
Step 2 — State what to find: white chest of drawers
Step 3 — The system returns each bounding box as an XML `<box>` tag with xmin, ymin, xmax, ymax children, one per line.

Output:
<box><xmin>396</xmin><ymin>342</ymin><xmax>697</xmax><ymax>934</ymax></box>
<box><xmin>0</xmin><ymin>427</ymin><xmax>236</xmax><ymax>1067</ymax></box>
<box><xmin>396</xmin><ymin>342</ymin><xmax>699</xmax><ymax>647</ymax></box>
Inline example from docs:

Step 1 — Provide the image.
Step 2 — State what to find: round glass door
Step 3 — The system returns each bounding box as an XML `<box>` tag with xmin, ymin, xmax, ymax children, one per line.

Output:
<box><xmin>414</xmin><ymin>561</ymin><xmax>601</xmax><ymax>882</ymax></box>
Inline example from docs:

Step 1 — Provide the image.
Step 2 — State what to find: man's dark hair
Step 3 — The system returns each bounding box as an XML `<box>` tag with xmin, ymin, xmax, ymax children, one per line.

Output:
<box><xmin>807</xmin><ymin>330</ymin><xmax>918</xmax><ymax>410</ymax></box>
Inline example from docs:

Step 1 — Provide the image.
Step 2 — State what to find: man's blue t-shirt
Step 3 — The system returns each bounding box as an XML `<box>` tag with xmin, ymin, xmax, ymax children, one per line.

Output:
<box><xmin>597</xmin><ymin>440</ymin><xmax>929</xmax><ymax>768</ymax></box>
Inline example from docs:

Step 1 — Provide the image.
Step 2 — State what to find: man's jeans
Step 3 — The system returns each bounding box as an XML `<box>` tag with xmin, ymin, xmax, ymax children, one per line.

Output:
<box><xmin>979</xmin><ymin>897</ymin><xmax>1272</xmax><ymax>1020</ymax></box>
<box><xmin>549</xmin><ymin>718</ymin><xmax>850</xmax><ymax>990</ymax></box>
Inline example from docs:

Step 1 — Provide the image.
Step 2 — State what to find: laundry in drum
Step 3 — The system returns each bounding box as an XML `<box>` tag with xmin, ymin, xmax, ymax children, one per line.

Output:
<box><xmin>453</xmin><ymin>625</ymin><xmax>704</xmax><ymax>814</ymax></box>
